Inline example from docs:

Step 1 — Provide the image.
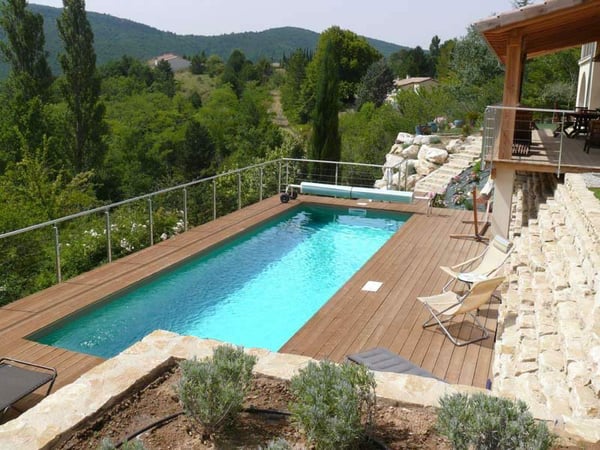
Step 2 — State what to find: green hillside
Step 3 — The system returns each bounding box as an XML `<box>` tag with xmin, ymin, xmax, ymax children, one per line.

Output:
<box><xmin>0</xmin><ymin>4</ymin><xmax>406</xmax><ymax>78</ymax></box>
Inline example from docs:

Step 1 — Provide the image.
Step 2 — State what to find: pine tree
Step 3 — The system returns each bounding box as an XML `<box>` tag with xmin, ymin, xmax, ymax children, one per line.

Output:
<box><xmin>310</xmin><ymin>38</ymin><xmax>340</xmax><ymax>182</ymax></box>
<box><xmin>57</xmin><ymin>0</ymin><xmax>107</xmax><ymax>174</ymax></box>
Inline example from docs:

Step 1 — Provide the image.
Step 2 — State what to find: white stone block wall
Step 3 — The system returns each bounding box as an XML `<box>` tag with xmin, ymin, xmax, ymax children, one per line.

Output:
<box><xmin>494</xmin><ymin>172</ymin><xmax>600</xmax><ymax>422</ymax></box>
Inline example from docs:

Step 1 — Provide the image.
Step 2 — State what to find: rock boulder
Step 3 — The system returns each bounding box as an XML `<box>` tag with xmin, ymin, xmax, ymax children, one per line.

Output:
<box><xmin>401</xmin><ymin>144</ymin><xmax>420</xmax><ymax>159</ymax></box>
<box><xmin>395</xmin><ymin>132</ymin><xmax>414</xmax><ymax>145</ymax></box>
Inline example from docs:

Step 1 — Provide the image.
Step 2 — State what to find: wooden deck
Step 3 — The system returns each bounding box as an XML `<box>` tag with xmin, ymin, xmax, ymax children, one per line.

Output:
<box><xmin>0</xmin><ymin>195</ymin><xmax>496</xmax><ymax>421</ymax></box>
<box><xmin>492</xmin><ymin>126</ymin><xmax>600</xmax><ymax>173</ymax></box>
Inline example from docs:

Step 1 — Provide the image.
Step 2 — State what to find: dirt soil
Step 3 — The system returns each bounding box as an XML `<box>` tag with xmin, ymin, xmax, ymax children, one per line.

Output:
<box><xmin>55</xmin><ymin>363</ymin><xmax>451</xmax><ymax>449</ymax></box>
<box><xmin>53</xmin><ymin>363</ymin><xmax>596</xmax><ymax>450</ymax></box>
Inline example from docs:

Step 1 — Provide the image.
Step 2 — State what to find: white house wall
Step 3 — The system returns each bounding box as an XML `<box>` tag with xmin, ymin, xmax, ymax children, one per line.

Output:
<box><xmin>577</xmin><ymin>42</ymin><xmax>599</xmax><ymax>109</ymax></box>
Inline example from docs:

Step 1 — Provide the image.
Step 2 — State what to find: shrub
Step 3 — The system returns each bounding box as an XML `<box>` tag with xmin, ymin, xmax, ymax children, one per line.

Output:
<box><xmin>260</xmin><ymin>437</ymin><xmax>294</xmax><ymax>449</ymax></box>
<box><xmin>176</xmin><ymin>345</ymin><xmax>257</xmax><ymax>438</ymax></box>
<box><xmin>437</xmin><ymin>392</ymin><xmax>557</xmax><ymax>450</ymax></box>
<box><xmin>289</xmin><ymin>360</ymin><xmax>376</xmax><ymax>449</ymax></box>
<box><xmin>98</xmin><ymin>438</ymin><xmax>146</xmax><ymax>450</ymax></box>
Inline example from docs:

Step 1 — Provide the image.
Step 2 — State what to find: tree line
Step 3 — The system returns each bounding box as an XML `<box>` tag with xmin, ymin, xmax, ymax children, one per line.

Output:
<box><xmin>281</xmin><ymin>23</ymin><xmax>579</xmax><ymax>171</ymax></box>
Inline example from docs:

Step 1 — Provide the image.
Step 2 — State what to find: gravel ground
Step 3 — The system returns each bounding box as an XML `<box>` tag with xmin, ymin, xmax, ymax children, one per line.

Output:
<box><xmin>581</xmin><ymin>172</ymin><xmax>600</xmax><ymax>188</ymax></box>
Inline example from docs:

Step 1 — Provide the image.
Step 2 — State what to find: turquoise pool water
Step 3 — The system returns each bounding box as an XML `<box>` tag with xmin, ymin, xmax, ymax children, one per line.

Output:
<box><xmin>35</xmin><ymin>205</ymin><xmax>410</xmax><ymax>358</ymax></box>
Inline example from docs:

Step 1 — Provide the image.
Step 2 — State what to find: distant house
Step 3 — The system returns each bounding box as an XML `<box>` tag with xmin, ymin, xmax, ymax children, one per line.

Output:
<box><xmin>393</xmin><ymin>76</ymin><xmax>438</xmax><ymax>93</ymax></box>
<box><xmin>152</xmin><ymin>53</ymin><xmax>191</xmax><ymax>72</ymax></box>
<box><xmin>386</xmin><ymin>76</ymin><xmax>438</xmax><ymax>105</ymax></box>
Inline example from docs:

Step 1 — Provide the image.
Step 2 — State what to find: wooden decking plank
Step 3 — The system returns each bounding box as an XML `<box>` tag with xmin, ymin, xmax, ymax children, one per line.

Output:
<box><xmin>400</xmin><ymin>234</ymin><xmax>466</xmax><ymax>374</ymax></box>
<box><xmin>321</xmin><ymin>219</ymin><xmax>429</xmax><ymax>360</ymax></box>
<box><xmin>420</xmin><ymin>235</ymin><xmax>491</xmax><ymax>382</ymax></box>
<box><xmin>344</xmin><ymin>214</ymin><xmax>452</xmax><ymax>357</ymax></box>
<box><xmin>465</xmin><ymin>302</ymin><xmax>499</xmax><ymax>387</ymax></box>
<box><xmin>332</xmin><ymin>238</ymin><xmax>423</xmax><ymax>358</ymax></box>
<box><xmin>390</xmin><ymin>218</ymin><xmax>483</xmax><ymax>381</ymax></box>
<box><xmin>386</xmin><ymin>213</ymin><xmax>467</xmax><ymax>354</ymax></box>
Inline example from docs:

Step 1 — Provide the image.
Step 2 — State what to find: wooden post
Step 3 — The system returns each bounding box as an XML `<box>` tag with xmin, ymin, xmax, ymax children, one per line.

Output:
<box><xmin>450</xmin><ymin>185</ymin><xmax>488</xmax><ymax>243</ymax></box>
<box><xmin>472</xmin><ymin>186</ymin><xmax>479</xmax><ymax>238</ymax></box>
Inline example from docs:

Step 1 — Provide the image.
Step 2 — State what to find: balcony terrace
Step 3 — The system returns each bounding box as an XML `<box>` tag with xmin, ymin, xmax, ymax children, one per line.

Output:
<box><xmin>482</xmin><ymin>105</ymin><xmax>600</xmax><ymax>175</ymax></box>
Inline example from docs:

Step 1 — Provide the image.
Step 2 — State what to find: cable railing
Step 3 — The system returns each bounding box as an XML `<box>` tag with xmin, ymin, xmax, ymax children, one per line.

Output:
<box><xmin>0</xmin><ymin>158</ymin><xmax>407</xmax><ymax>305</ymax></box>
<box><xmin>480</xmin><ymin>105</ymin><xmax>597</xmax><ymax>176</ymax></box>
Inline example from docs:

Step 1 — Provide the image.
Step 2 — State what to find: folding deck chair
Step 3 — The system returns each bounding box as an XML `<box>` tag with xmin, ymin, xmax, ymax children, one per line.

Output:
<box><xmin>440</xmin><ymin>235</ymin><xmax>512</xmax><ymax>291</ymax></box>
<box><xmin>417</xmin><ymin>276</ymin><xmax>505</xmax><ymax>346</ymax></box>
<box><xmin>0</xmin><ymin>358</ymin><xmax>57</xmax><ymax>416</ymax></box>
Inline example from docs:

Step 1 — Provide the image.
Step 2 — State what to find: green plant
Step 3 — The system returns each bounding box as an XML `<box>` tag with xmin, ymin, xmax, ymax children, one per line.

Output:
<box><xmin>289</xmin><ymin>360</ymin><xmax>376</xmax><ymax>449</ymax></box>
<box><xmin>98</xmin><ymin>438</ymin><xmax>146</xmax><ymax>450</ymax></box>
<box><xmin>176</xmin><ymin>345</ymin><xmax>257</xmax><ymax>438</ymax></box>
<box><xmin>591</xmin><ymin>187</ymin><xmax>600</xmax><ymax>201</ymax></box>
<box><xmin>260</xmin><ymin>437</ymin><xmax>295</xmax><ymax>449</ymax></box>
<box><xmin>461</xmin><ymin>123</ymin><xmax>473</xmax><ymax>137</ymax></box>
<box><xmin>437</xmin><ymin>393</ymin><xmax>557</xmax><ymax>450</ymax></box>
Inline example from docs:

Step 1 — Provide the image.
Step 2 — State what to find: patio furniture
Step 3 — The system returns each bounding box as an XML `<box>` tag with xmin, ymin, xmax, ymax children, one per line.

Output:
<box><xmin>512</xmin><ymin>109</ymin><xmax>534</xmax><ymax>156</ymax></box>
<box><xmin>566</xmin><ymin>109</ymin><xmax>600</xmax><ymax>138</ymax></box>
<box><xmin>418</xmin><ymin>276</ymin><xmax>505</xmax><ymax>346</ymax></box>
<box><xmin>440</xmin><ymin>235</ymin><xmax>512</xmax><ymax>291</ymax></box>
<box><xmin>584</xmin><ymin>119</ymin><xmax>600</xmax><ymax>153</ymax></box>
<box><xmin>0</xmin><ymin>357</ymin><xmax>57</xmax><ymax>416</ymax></box>
<box><xmin>347</xmin><ymin>347</ymin><xmax>441</xmax><ymax>380</ymax></box>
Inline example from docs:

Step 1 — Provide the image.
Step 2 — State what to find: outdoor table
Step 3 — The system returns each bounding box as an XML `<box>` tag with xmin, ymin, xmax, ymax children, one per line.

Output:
<box><xmin>565</xmin><ymin>110</ymin><xmax>600</xmax><ymax>138</ymax></box>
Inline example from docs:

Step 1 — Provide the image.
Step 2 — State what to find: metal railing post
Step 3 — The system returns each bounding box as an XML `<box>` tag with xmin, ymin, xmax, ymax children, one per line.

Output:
<box><xmin>278</xmin><ymin>160</ymin><xmax>282</xmax><ymax>193</ymax></box>
<box><xmin>335</xmin><ymin>163</ymin><xmax>339</xmax><ymax>185</ymax></box>
<box><xmin>238</xmin><ymin>172</ymin><xmax>242</xmax><ymax>210</ymax></box>
<box><xmin>259</xmin><ymin>167</ymin><xmax>264</xmax><ymax>201</ymax></box>
<box><xmin>53</xmin><ymin>224</ymin><xmax>61</xmax><ymax>283</ymax></box>
<box><xmin>213</xmin><ymin>179</ymin><xmax>217</xmax><ymax>220</ymax></box>
<box><xmin>183</xmin><ymin>187</ymin><xmax>188</xmax><ymax>231</ymax></box>
<box><xmin>285</xmin><ymin>161</ymin><xmax>290</xmax><ymax>188</ymax></box>
<box><xmin>404</xmin><ymin>160</ymin><xmax>408</xmax><ymax>191</ymax></box>
<box><xmin>148</xmin><ymin>198</ymin><xmax>154</xmax><ymax>246</ymax></box>
<box><xmin>558</xmin><ymin>112</ymin><xmax>565</xmax><ymax>176</ymax></box>
<box><xmin>105</xmin><ymin>209</ymin><xmax>112</xmax><ymax>263</ymax></box>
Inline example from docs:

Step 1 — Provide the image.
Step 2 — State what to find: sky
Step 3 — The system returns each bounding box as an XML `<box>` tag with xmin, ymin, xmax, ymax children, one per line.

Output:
<box><xmin>30</xmin><ymin>0</ymin><xmax>523</xmax><ymax>48</ymax></box>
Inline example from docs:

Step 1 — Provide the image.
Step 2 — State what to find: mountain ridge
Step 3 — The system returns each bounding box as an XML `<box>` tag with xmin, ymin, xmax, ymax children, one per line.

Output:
<box><xmin>0</xmin><ymin>4</ymin><xmax>406</xmax><ymax>78</ymax></box>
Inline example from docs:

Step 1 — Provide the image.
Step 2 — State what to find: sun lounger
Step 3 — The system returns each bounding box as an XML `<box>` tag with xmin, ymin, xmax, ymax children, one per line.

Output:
<box><xmin>0</xmin><ymin>358</ymin><xmax>57</xmax><ymax>416</ymax></box>
<box><xmin>418</xmin><ymin>276</ymin><xmax>505</xmax><ymax>346</ymax></box>
<box><xmin>347</xmin><ymin>347</ymin><xmax>442</xmax><ymax>380</ymax></box>
<box><xmin>440</xmin><ymin>235</ymin><xmax>512</xmax><ymax>291</ymax></box>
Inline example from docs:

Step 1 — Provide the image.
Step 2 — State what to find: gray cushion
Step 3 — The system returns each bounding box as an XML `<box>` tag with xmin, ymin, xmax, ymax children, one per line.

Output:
<box><xmin>0</xmin><ymin>363</ymin><xmax>55</xmax><ymax>411</ymax></box>
<box><xmin>347</xmin><ymin>347</ymin><xmax>442</xmax><ymax>381</ymax></box>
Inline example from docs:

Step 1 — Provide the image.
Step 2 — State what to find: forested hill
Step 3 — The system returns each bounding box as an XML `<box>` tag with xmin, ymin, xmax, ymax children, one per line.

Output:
<box><xmin>0</xmin><ymin>4</ymin><xmax>405</xmax><ymax>78</ymax></box>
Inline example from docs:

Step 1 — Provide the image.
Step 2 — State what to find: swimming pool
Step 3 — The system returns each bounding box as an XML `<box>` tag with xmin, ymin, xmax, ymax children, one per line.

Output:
<box><xmin>34</xmin><ymin>205</ymin><xmax>410</xmax><ymax>358</ymax></box>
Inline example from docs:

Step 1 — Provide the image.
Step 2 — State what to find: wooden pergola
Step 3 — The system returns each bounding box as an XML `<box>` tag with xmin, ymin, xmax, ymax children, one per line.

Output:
<box><xmin>473</xmin><ymin>0</ymin><xmax>600</xmax><ymax>237</ymax></box>
<box><xmin>475</xmin><ymin>0</ymin><xmax>600</xmax><ymax>160</ymax></box>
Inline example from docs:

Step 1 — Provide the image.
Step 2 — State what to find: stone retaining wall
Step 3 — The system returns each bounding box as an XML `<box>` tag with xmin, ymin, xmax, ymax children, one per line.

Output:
<box><xmin>493</xmin><ymin>172</ymin><xmax>600</xmax><ymax>434</ymax></box>
<box><xmin>2</xmin><ymin>329</ymin><xmax>599</xmax><ymax>449</ymax></box>
<box><xmin>0</xmin><ymin>331</ymin><xmax>484</xmax><ymax>450</ymax></box>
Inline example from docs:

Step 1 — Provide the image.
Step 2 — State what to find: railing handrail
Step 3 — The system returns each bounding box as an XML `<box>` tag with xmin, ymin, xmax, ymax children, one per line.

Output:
<box><xmin>0</xmin><ymin>158</ymin><xmax>389</xmax><ymax>240</ymax></box>
<box><xmin>282</xmin><ymin>157</ymin><xmax>383</xmax><ymax>169</ymax></box>
<box><xmin>0</xmin><ymin>159</ymin><xmax>284</xmax><ymax>239</ymax></box>
<box><xmin>486</xmin><ymin>105</ymin><xmax>575</xmax><ymax>114</ymax></box>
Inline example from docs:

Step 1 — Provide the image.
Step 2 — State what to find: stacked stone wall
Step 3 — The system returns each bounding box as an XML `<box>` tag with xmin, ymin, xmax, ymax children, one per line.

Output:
<box><xmin>493</xmin><ymin>173</ymin><xmax>600</xmax><ymax>424</ymax></box>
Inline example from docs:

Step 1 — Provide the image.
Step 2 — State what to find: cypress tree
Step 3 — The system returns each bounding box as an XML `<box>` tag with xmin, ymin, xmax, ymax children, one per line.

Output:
<box><xmin>57</xmin><ymin>0</ymin><xmax>107</xmax><ymax>174</ymax></box>
<box><xmin>310</xmin><ymin>38</ymin><xmax>340</xmax><ymax>182</ymax></box>
<box><xmin>0</xmin><ymin>0</ymin><xmax>53</xmax><ymax>101</ymax></box>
